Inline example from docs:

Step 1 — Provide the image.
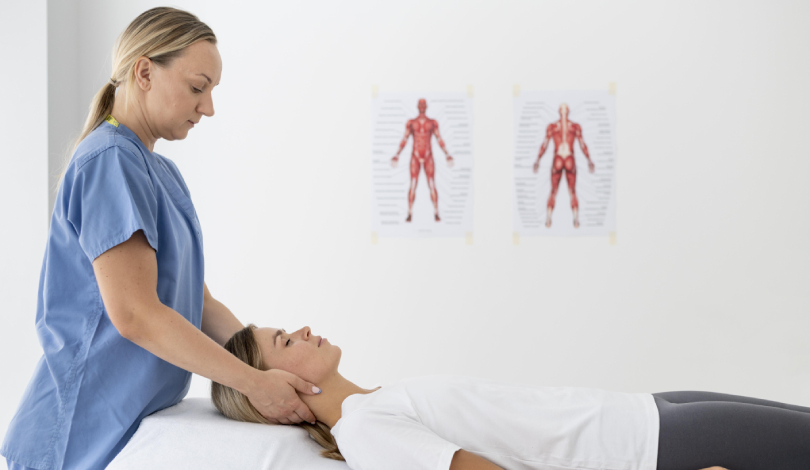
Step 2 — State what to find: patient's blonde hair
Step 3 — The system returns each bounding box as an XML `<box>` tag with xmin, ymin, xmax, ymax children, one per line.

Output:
<box><xmin>55</xmin><ymin>6</ymin><xmax>217</xmax><ymax>193</ymax></box>
<box><xmin>211</xmin><ymin>324</ymin><xmax>344</xmax><ymax>461</ymax></box>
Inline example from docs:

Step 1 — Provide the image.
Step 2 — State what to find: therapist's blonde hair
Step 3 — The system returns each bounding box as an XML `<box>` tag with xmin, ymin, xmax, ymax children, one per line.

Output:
<box><xmin>211</xmin><ymin>324</ymin><xmax>345</xmax><ymax>461</ymax></box>
<box><xmin>55</xmin><ymin>7</ymin><xmax>216</xmax><ymax>191</ymax></box>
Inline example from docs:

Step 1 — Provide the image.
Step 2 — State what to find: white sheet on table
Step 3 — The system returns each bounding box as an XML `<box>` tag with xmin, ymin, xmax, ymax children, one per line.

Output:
<box><xmin>107</xmin><ymin>397</ymin><xmax>351</xmax><ymax>470</ymax></box>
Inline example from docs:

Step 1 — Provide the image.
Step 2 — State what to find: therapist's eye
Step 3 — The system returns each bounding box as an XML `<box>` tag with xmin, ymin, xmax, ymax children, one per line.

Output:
<box><xmin>191</xmin><ymin>86</ymin><xmax>203</xmax><ymax>93</ymax></box>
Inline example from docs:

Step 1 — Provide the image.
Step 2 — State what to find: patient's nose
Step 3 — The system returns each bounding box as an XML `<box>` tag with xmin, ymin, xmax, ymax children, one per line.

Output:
<box><xmin>300</xmin><ymin>326</ymin><xmax>311</xmax><ymax>339</ymax></box>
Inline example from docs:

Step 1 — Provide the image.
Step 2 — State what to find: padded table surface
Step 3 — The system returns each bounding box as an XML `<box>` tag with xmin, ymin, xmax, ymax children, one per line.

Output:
<box><xmin>108</xmin><ymin>397</ymin><xmax>351</xmax><ymax>470</ymax></box>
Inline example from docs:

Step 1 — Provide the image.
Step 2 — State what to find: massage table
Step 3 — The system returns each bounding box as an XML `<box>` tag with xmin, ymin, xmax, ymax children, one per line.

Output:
<box><xmin>107</xmin><ymin>397</ymin><xmax>351</xmax><ymax>469</ymax></box>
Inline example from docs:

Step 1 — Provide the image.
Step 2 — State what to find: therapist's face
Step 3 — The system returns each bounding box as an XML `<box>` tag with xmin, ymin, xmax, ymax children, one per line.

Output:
<box><xmin>254</xmin><ymin>326</ymin><xmax>341</xmax><ymax>384</ymax></box>
<box><xmin>139</xmin><ymin>40</ymin><xmax>222</xmax><ymax>141</ymax></box>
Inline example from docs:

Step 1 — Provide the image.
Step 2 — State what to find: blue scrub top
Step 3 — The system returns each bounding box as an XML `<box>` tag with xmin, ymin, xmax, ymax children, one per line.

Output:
<box><xmin>1</xmin><ymin>118</ymin><xmax>205</xmax><ymax>470</ymax></box>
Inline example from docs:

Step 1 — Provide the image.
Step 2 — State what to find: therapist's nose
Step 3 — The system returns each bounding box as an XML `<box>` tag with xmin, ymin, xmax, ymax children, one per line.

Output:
<box><xmin>198</xmin><ymin>93</ymin><xmax>215</xmax><ymax>117</ymax></box>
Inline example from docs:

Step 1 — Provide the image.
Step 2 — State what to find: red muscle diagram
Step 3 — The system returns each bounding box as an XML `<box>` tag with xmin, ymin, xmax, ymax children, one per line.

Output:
<box><xmin>533</xmin><ymin>103</ymin><xmax>595</xmax><ymax>228</ymax></box>
<box><xmin>391</xmin><ymin>99</ymin><xmax>454</xmax><ymax>222</ymax></box>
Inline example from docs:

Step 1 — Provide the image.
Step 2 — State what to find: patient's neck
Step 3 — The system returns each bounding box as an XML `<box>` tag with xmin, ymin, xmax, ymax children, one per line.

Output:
<box><xmin>300</xmin><ymin>372</ymin><xmax>377</xmax><ymax>428</ymax></box>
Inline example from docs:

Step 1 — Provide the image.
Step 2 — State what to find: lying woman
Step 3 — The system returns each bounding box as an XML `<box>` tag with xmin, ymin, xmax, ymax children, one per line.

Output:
<box><xmin>211</xmin><ymin>325</ymin><xmax>810</xmax><ymax>470</ymax></box>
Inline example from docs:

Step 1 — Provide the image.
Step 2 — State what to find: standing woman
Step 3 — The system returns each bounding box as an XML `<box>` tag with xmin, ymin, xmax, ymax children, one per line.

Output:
<box><xmin>1</xmin><ymin>8</ymin><xmax>320</xmax><ymax>470</ymax></box>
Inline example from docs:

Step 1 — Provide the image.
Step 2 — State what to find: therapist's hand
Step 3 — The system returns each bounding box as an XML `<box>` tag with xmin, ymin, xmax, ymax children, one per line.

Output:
<box><xmin>245</xmin><ymin>369</ymin><xmax>321</xmax><ymax>425</ymax></box>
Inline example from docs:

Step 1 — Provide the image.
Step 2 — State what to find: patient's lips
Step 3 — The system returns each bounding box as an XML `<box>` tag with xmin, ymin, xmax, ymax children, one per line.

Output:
<box><xmin>318</xmin><ymin>337</ymin><xmax>322</xmax><ymax>347</ymax></box>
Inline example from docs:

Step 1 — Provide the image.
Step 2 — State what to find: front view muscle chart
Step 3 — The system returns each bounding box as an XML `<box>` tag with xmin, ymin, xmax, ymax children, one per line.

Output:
<box><xmin>372</xmin><ymin>92</ymin><xmax>473</xmax><ymax>238</ymax></box>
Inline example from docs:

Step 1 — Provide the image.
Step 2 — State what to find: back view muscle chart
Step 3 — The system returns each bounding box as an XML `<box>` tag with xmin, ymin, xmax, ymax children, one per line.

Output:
<box><xmin>513</xmin><ymin>89</ymin><xmax>617</xmax><ymax>237</ymax></box>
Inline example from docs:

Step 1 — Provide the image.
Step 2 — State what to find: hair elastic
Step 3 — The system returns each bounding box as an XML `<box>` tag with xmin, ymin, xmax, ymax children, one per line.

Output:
<box><xmin>109</xmin><ymin>78</ymin><xmax>117</xmax><ymax>87</ymax></box>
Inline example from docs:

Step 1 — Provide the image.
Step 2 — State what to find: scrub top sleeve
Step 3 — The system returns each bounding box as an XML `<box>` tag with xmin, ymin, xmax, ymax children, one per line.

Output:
<box><xmin>67</xmin><ymin>145</ymin><xmax>159</xmax><ymax>262</ymax></box>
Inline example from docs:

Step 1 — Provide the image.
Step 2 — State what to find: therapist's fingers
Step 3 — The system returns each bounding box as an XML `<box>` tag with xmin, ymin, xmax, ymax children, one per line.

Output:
<box><xmin>279</xmin><ymin>393</ymin><xmax>316</xmax><ymax>424</ymax></box>
<box><xmin>290</xmin><ymin>400</ymin><xmax>317</xmax><ymax>425</ymax></box>
<box><xmin>284</xmin><ymin>372</ymin><xmax>322</xmax><ymax>396</ymax></box>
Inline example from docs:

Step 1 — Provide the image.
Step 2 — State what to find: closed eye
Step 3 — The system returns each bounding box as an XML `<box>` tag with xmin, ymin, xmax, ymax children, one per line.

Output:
<box><xmin>192</xmin><ymin>87</ymin><xmax>203</xmax><ymax>93</ymax></box>
<box><xmin>285</xmin><ymin>339</ymin><xmax>290</xmax><ymax>347</ymax></box>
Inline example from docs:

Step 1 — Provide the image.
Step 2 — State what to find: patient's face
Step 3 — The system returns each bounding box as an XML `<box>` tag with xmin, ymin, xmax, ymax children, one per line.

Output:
<box><xmin>254</xmin><ymin>326</ymin><xmax>341</xmax><ymax>384</ymax></box>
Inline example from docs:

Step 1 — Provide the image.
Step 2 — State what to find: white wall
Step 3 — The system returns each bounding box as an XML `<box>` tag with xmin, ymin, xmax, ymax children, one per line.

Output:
<box><xmin>3</xmin><ymin>0</ymin><xmax>810</xmax><ymax>446</ymax></box>
<box><xmin>47</xmin><ymin>0</ymin><xmax>82</xmax><ymax>216</ymax></box>
<box><xmin>0</xmin><ymin>0</ymin><xmax>49</xmax><ymax>448</ymax></box>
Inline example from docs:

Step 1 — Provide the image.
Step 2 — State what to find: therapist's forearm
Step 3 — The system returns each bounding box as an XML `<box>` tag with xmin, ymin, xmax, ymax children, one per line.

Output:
<box><xmin>201</xmin><ymin>294</ymin><xmax>243</xmax><ymax>346</ymax></box>
<box><xmin>123</xmin><ymin>302</ymin><xmax>257</xmax><ymax>395</ymax></box>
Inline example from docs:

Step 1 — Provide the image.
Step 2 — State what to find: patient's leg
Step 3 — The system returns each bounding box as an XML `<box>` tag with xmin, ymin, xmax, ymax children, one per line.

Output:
<box><xmin>654</xmin><ymin>392</ymin><xmax>810</xmax><ymax>470</ymax></box>
<box><xmin>654</xmin><ymin>390</ymin><xmax>810</xmax><ymax>413</ymax></box>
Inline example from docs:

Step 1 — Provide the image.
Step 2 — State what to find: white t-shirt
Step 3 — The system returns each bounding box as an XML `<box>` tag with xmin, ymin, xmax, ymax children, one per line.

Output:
<box><xmin>331</xmin><ymin>375</ymin><xmax>659</xmax><ymax>470</ymax></box>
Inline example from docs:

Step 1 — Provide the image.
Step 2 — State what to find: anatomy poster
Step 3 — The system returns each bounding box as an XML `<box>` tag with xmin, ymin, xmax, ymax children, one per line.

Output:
<box><xmin>371</xmin><ymin>92</ymin><xmax>474</xmax><ymax>238</ymax></box>
<box><xmin>513</xmin><ymin>89</ymin><xmax>617</xmax><ymax>237</ymax></box>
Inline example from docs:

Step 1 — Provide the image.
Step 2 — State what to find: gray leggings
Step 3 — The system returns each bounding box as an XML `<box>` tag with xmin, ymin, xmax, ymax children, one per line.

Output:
<box><xmin>654</xmin><ymin>391</ymin><xmax>810</xmax><ymax>470</ymax></box>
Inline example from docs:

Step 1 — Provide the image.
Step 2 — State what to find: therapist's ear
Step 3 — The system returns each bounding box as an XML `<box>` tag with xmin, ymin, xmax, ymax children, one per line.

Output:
<box><xmin>133</xmin><ymin>56</ymin><xmax>153</xmax><ymax>91</ymax></box>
